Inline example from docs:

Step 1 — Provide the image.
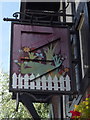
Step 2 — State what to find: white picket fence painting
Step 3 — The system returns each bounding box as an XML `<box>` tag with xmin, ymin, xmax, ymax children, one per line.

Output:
<box><xmin>12</xmin><ymin>73</ymin><xmax>71</xmax><ymax>91</ymax></box>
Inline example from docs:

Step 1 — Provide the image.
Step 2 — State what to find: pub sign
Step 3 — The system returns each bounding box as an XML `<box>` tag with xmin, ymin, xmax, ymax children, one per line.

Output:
<box><xmin>10</xmin><ymin>22</ymin><xmax>74</xmax><ymax>94</ymax></box>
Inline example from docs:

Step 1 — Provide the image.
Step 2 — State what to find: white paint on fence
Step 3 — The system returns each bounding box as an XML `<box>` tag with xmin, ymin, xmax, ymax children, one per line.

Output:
<box><xmin>48</xmin><ymin>75</ymin><xmax>52</xmax><ymax>90</ymax></box>
<box><xmin>24</xmin><ymin>74</ymin><xmax>29</xmax><ymax>89</ymax></box>
<box><xmin>59</xmin><ymin>76</ymin><xmax>64</xmax><ymax>91</ymax></box>
<box><xmin>12</xmin><ymin>73</ymin><xmax>71</xmax><ymax>91</ymax></box>
<box><xmin>65</xmin><ymin>75</ymin><xmax>71</xmax><ymax>91</ymax></box>
<box><xmin>12</xmin><ymin>73</ymin><xmax>17</xmax><ymax>89</ymax></box>
<box><xmin>18</xmin><ymin>74</ymin><xmax>22</xmax><ymax>89</ymax></box>
<box><xmin>53</xmin><ymin>75</ymin><xmax>58</xmax><ymax>90</ymax></box>
<box><xmin>30</xmin><ymin>74</ymin><xmax>35</xmax><ymax>89</ymax></box>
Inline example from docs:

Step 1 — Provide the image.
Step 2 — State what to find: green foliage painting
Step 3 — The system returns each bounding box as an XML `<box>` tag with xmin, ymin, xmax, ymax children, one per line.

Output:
<box><xmin>14</xmin><ymin>43</ymin><xmax>69</xmax><ymax>78</ymax></box>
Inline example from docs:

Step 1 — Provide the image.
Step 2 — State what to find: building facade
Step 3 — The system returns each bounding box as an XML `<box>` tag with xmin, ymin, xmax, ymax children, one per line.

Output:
<box><xmin>9</xmin><ymin>1</ymin><xmax>90</xmax><ymax>119</ymax></box>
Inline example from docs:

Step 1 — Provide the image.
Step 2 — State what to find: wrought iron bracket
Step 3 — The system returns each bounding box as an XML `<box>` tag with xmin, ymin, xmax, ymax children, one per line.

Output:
<box><xmin>3</xmin><ymin>17</ymin><xmax>74</xmax><ymax>27</ymax></box>
<box><xmin>3</xmin><ymin>6</ymin><xmax>75</xmax><ymax>27</ymax></box>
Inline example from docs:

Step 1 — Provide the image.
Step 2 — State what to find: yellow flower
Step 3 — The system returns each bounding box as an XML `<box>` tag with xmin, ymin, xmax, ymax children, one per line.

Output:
<box><xmin>86</xmin><ymin>106</ymin><xmax>89</xmax><ymax>109</ymax></box>
<box><xmin>85</xmin><ymin>101</ymin><xmax>89</xmax><ymax>105</ymax></box>
<box><xmin>76</xmin><ymin>116</ymin><xmax>80</xmax><ymax>118</ymax></box>
<box><xmin>23</xmin><ymin>47</ymin><xmax>30</xmax><ymax>52</ymax></box>
<box><xmin>86</xmin><ymin>98</ymin><xmax>89</xmax><ymax>101</ymax></box>
<box><xmin>79</xmin><ymin>110</ymin><xmax>81</xmax><ymax>112</ymax></box>
<box><xmin>74</xmin><ymin>105</ymin><xmax>78</xmax><ymax>108</ymax></box>
<box><xmin>83</xmin><ymin>101</ymin><xmax>86</xmax><ymax>104</ymax></box>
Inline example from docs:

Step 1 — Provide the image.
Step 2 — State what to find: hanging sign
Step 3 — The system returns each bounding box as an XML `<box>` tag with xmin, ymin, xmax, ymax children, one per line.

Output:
<box><xmin>10</xmin><ymin>22</ymin><xmax>75</xmax><ymax>94</ymax></box>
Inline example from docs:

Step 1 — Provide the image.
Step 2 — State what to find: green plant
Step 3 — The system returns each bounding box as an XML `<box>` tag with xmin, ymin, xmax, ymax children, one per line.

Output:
<box><xmin>70</xmin><ymin>95</ymin><xmax>90</xmax><ymax>119</ymax></box>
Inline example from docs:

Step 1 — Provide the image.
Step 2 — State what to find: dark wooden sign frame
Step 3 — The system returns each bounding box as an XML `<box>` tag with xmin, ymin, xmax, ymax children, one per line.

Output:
<box><xmin>10</xmin><ymin>22</ymin><xmax>76</xmax><ymax>95</ymax></box>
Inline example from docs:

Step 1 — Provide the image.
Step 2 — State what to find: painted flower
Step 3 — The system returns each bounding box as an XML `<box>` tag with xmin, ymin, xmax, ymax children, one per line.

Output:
<box><xmin>24</xmin><ymin>57</ymin><xmax>29</xmax><ymax>59</ymax></box>
<box><xmin>23</xmin><ymin>47</ymin><xmax>30</xmax><ymax>52</ymax></box>
<box><xmin>58</xmin><ymin>70</ymin><xmax>64</xmax><ymax>75</ymax></box>
<box><xmin>64</xmin><ymin>68</ymin><xmax>69</xmax><ymax>72</ymax></box>
<box><xmin>14</xmin><ymin>60</ymin><xmax>18</xmax><ymax>63</ymax></box>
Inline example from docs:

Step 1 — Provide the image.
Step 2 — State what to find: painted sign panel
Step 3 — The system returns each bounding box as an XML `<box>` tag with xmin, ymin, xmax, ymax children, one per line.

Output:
<box><xmin>10</xmin><ymin>22</ymin><xmax>73</xmax><ymax>94</ymax></box>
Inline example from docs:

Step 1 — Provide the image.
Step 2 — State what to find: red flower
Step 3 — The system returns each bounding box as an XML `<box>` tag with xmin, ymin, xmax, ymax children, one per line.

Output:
<box><xmin>70</xmin><ymin>111</ymin><xmax>81</xmax><ymax>118</ymax></box>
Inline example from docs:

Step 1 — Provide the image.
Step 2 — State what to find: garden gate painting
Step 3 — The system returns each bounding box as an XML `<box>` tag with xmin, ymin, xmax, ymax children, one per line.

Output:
<box><xmin>10</xmin><ymin>22</ymin><xmax>74</xmax><ymax>94</ymax></box>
